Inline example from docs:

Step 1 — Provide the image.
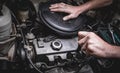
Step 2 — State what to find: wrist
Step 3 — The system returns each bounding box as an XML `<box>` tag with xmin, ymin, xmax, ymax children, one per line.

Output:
<box><xmin>111</xmin><ymin>46</ymin><xmax>120</xmax><ymax>58</ymax></box>
<box><xmin>77</xmin><ymin>6</ymin><xmax>89</xmax><ymax>15</ymax></box>
<box><xmin>105</xmin><ymin>45</ymin><xmax>120</xmax><ymax>58</ymax></box>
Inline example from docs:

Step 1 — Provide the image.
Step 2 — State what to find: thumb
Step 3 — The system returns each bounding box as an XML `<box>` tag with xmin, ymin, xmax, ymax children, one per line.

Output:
<box><xmin>78</xmin><ymin>31</ymin><xmax>90</xmax><ymax>40</ymax></box>
<box><xmin>63</xmin><ymin>14</ymin><xmax>74</xmax><ymax>21</ymax></box>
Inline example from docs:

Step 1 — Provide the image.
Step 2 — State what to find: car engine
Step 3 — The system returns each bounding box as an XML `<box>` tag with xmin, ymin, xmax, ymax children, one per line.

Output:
<box><xmin>0</xmin><ymin>0</ymin><xmax>120</xmax><ymax>73</ymax></box>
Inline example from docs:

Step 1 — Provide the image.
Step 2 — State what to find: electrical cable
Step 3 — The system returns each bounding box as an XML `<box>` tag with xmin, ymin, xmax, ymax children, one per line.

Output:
<box><xmin>10</xmin><ymin>10</ymin><xmax>26</xmax><ymax>45</ymax></box>
<box><xmin>25</xmin><ymin>49</ymin><xmax>43</xmax><ymax>73</ymax></box>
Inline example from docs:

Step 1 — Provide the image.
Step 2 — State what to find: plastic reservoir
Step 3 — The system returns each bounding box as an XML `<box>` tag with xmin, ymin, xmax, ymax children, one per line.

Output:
<box><xmin>0</xmin><ymin>5</ymin><xmax>12</xmax><ymax>41</ymax></box>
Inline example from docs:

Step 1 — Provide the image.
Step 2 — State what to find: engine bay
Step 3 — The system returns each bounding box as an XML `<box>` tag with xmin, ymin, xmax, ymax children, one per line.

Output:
<box><xmin>0</xmin><ymin>0</ymin><xmax>120</xmax><ymax>73</ymax></box>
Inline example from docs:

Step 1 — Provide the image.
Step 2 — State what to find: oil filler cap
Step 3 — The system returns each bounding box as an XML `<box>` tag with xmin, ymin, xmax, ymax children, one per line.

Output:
<box><xmin>51</xmin><ymin>40</ymin><xmax>62</xmax><ymax>51</ymax></box>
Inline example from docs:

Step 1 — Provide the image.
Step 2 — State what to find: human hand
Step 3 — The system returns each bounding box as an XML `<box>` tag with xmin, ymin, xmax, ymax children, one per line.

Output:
<box><xmin>49</xmin><ymin>2</ymin><xmax>84</xmax><ymax>21</ymax></box>
<box><xmin>78</xmin><ymin>31</ymin><xmax>116</xmax><ymax>58</ymax></box>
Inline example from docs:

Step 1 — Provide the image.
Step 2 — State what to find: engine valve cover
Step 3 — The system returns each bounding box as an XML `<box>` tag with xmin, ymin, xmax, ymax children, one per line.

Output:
<box><xmin>33</xmin><ymin>37</ymin><xmax>78</xmax><ymax>61</ymax></box>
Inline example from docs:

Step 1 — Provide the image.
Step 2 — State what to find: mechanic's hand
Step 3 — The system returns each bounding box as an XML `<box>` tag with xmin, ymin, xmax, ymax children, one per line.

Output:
<box><xmin>49</xmin><ymin>3</ymin><xmax>84</xmax><ymax>21</ymax></box>
<box><xmin>78</xmin><ymin>31</ymin><xmax>116</xmax><ymax>58</ymax></box>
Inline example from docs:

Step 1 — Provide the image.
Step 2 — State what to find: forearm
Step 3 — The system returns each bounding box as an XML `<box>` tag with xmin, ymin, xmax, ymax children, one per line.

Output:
<box><xmin>110</xmin><ymin>45</ymin><xmax>120</xmax><ymax>58</ymax></box>
<box><xmin>77</xmin><ymin>0</ymin><xmax>113</xmax><ymax>13</ymax></box>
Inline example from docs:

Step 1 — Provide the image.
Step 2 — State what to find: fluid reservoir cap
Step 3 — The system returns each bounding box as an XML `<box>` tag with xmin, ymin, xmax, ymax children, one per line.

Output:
<box><xmin>25</xmin><ymin>33</ymin><xmax>35</xmax><ymax>40</ymax></box>
<box><xmin>51</xmin><ymin>40</ymin><xmax>62</xmax><ymax>51</ymax></box>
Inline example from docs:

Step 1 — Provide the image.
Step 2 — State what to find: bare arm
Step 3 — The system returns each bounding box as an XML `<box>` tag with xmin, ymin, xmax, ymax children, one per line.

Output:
<box><xmin>78</xmin><ymin>31</ymin><xmax>120</xmax><ymax>58</ymax></box>
<box><xmin>49</xmin><ymin>0</ymin><xmax>113</xmax><ymax>21</ymax></box>
<box><xmin>78</xmin><ymin>0</ymin><xmax>113</xmax><ymax>13</ymax></box>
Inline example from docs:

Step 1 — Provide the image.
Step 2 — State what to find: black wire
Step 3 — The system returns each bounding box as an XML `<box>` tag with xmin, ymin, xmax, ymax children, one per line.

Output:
<box><xmin>10</xmin><ymin>10</ymin><xmax>26</xmax><ymax>45</ymax></box>
<box><xmin>25</xmin><ymin>50</ymin><xmax>43</xmax><ymax>73</ymax></box>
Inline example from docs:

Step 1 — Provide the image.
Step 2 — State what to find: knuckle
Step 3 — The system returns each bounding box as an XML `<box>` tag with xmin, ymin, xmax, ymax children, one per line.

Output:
<box><xmin>70</xmin><ymin>14</ymin><xmax>77</xmax><ymax>18</ymax></box>
<box><xmin>89</xmin><ymin>32</ymin><xmax>95</xmax><ymax>35</ymax></box>
<box><xmin>87</xmin><ymin>45</ymin><xmax>93</xmax><ymax>50</ymax></box>
<box><xmin>60</xmin><ymin>3</ymin><xmax>65</xmax><ymax>6</ymax></box>
<box><xmin>87</xmin><ymin>39</ymin><xmax>93</xmax><ymax>44</ymax></box>
<box><xmin>88</xmin><ymin>32</ymin><xmax>95</xmax><ymax>38</ymax></box>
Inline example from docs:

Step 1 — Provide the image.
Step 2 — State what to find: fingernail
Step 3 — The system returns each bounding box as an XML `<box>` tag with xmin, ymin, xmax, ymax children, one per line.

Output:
<box><xmin>63</xmin><ymin>18</ymin><xmax>67</xmax><ymax>21</ymax></box>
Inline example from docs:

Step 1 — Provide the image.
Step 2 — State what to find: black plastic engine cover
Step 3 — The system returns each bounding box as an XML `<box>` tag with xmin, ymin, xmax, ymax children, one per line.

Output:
<box><xmin>39</xmin><ymin>1</ymin><xmax>94</xmax><ymax>37</ymax></box>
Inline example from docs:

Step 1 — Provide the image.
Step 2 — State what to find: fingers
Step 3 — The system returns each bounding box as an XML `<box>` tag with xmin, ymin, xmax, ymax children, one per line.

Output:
<box><xmin>78</xmin><ymin>36</ymin><xmax>90</xmax><ymax>55</ymax></box>
<box><xmin>78</xmin><ymin>36</ymin><xmax>88</xmax><ymax>45</ymax></box>
<box><xmin>80</xmin><ymin>42</ymin><xmax>91</xmax><ymax>56</ymax></box>
<box><xmin>63</xmin><ymin>14</ymin><xmax>73</xmax><ymax>21</ymax></box>
<box><xmin>78</xmin><ymin>31</ymin><xmax>90</xmax><ymax>37</ymax></box>
<box><xmin>50</xmin><ymin>3</ymin><xmax>66</xmax><ymax>8</ymax></box>
<box><xmin>49</xmin><ymin>2</ymin><xmax>78</xmax><ymax>21</ymax></box>
<box><xmin>78</xmin><ymin>31</ymin><xmax>92</xmax><ymax>55</ymax></box>
<box><xmin>78</xmin><ymin>33</ymin><xmax>88</xmax><ymax>53</ymax></box>
<box><xmin>50</xmin><ymin>7</ymin><xmax>65</xmax><ymax>12</ymax></box>
<box><xmin>78</xmin><ymin>31</ymin><xmax>90</xmax><ymax>46</ymax></box>
<box><xmin>78</xmin><ymin>31</ymin><xmax>90</xmax><ymax>40</ymax></box>
<box><xmin>49</xmin><ymin>3</ymin><xmax>67</xmax><ymax>12</ymax></box>
<box><xmin>81</xmin><ymin>42</ymin><xmax>87</xmax><ymax>51</ymax></box>
<box><xmin>80</xmin><ymin>40</ymin><xmax>94</xmax><ymax>56</ymax></box>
